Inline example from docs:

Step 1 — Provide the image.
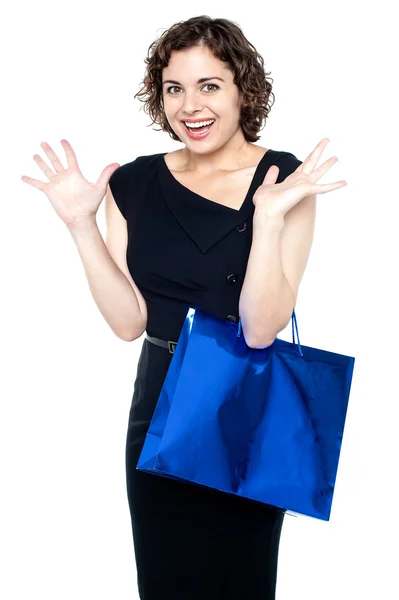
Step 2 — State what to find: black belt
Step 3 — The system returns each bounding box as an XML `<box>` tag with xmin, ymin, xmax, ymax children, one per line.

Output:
<box><xmin>145</xmin><ymin>332</ymin><xmax>178</xmax><ymax>354</ymax></box>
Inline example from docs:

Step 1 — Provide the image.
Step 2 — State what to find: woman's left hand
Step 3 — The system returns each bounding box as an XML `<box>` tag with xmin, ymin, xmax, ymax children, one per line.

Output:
<box><xmin>252</xmin><ymin>138</ymin><xmax>347</xmax><ymax>219</ymax></box>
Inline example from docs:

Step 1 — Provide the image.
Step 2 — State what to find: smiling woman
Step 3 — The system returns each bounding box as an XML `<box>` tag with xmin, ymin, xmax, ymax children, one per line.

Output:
<box><xmin>103</xmin><ymin>13</ymin><xmax>329</xmax><ymax>600</ymax></box>
<box><xmin>19</xmin><ymin>11</ymin><xmax>327</xmax><ymax>599</ymax></box>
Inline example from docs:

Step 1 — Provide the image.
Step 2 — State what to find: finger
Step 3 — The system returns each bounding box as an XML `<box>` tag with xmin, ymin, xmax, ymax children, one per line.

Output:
<box><xmin>311</xmin><ymin>155</ymin><xmax>339</xmax><ymax>182</ymax></box>
<box><xmin>21</xmin><ymin>174</ymin><xmax>47</xmax><ymax>191</ymax></box>
<box><xmin>262</xmin><ymin>164</ymin><xmax>279</xmax><ymax>185</ymax></box>
<box><xmin>313</xmin><ymin>180</ymin><xmax>347</xmax><ymax>194</ymax></box>
<box><xmin>302</xmin><ymin>138</ymin><xmax>330</xmax><ymax>175</ymax></box>
<box><xmin>33</xmin><ymin>153</ymin><xmax>56</xmax><ymax>179</ymax></box>
<box><xmin>60</xmin><ymin>139</ymin><xmax>79</xmax><ymax>169</ymax></box>
<box><xmin>96</xmin><ymin>163</ymin><xmax>121</xmax><ymax>190</ymax></box>
<box><xmin>39</xmin><ymin>141</ymin><xmax>65</xmax><ymax>173</ymax></box>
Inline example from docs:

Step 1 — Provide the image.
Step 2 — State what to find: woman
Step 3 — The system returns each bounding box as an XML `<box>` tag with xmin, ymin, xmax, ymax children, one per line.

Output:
<box><xmin>22</xmin><ymin>15</ymin><xmax>346</xmax><ymax>600</ymax></box>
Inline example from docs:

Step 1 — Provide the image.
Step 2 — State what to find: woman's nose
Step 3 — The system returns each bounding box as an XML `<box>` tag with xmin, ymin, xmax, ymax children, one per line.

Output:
<box><xmin>181</xmin><ymin>90</ymin><xmax>204</xmax><ymax>114</ymax></box>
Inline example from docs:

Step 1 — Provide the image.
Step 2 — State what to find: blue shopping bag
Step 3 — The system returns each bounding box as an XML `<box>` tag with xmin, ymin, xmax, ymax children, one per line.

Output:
<box><xmin>137</xmin><ymin>307</ymin><xmax>355</xmax><ymax>521</ymax></box>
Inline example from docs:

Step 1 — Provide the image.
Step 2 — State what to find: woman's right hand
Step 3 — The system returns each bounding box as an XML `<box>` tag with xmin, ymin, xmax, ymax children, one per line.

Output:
<box><xmin>21</xmin><ymin>139</ymin><xmax>120</xmax><ymax>227</ymax></box>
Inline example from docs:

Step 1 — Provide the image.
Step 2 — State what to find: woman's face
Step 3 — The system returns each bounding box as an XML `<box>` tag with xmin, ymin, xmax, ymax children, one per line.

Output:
<box><xmin>161</xmin><ymin>45</ymin><xmax>244</xmax><ymax>152</ymax></box>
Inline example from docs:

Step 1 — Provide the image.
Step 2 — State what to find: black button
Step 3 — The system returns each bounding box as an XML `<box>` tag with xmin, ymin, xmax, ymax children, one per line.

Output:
<box><xmin>226</xmin><ymin>314</ymin><xmax>237</xmax><ymax>322</ymax></box>
<box><xmin>236</xmin><ymin>222</ymin><xmax>247</xmax><ymax>232</ymax></box>
<box><xmin>226</xmin><ymin>273</ymin><xmax>239</xmax><ymax>284</ymax></box>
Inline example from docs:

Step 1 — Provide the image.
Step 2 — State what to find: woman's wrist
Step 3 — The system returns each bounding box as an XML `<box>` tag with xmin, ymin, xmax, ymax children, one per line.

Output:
<box><xmin>66</xmin><ymin>214</ymin><xmax>99</xmax><ymax>240</ymax></box>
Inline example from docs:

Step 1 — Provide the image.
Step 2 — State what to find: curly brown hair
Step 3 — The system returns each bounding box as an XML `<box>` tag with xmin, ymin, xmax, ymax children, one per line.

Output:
<box><xmin>134</xmin><ymin>15</ymin><xmax>275</xmax><ymax>143</ymax></box>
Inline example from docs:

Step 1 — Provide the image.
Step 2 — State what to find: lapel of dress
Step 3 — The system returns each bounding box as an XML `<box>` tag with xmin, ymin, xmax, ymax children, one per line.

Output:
<box><xmin>157</xmin><ymin>150</ymin><xmax>278</xmax><ymax>254</ymax></box>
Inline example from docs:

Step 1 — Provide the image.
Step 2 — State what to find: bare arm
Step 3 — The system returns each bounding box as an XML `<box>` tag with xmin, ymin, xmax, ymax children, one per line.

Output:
<box><xmin>66</xmin><ymin>185</ymin><xmax>147</xmax><ymax>342</ymax></box>
<box><xmin>239</xmin><ymin>195</ymin><xmax>316</xmax><ymax>348</ymax></box>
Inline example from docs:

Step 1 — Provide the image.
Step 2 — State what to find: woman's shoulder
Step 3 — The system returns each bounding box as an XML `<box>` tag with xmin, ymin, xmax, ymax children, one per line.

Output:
<box><xmin>114</xmin><ymin>152</ymin><xmax>164</xmax><ymax>172</ymax></box>
<box><xmin>108</xmin><ymin>152</ymin><xmax>164</xmax><ymax>186</ymax></box>
<box><xmin>108</xmin><ymin>152</ymin><xmax>165</xmax><ymax>218</ymax></box>
<box><xmin>108</xmin><ymin>151</ymin><xmax>162</xmax><ymax>192</ymax></box>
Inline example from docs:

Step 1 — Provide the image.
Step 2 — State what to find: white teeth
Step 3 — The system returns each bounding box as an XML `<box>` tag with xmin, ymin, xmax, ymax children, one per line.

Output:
<box><xmin>184</xmin><ymin>119</ymin><xmax>215</xmax><ymax>128</ymax></box>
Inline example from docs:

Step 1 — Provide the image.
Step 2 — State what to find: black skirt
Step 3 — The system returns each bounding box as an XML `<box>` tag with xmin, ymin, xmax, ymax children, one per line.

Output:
<box><xmin>125</xmin><ymin>338</ymin><xmax>285</xmax><ymax>599</ymax></box>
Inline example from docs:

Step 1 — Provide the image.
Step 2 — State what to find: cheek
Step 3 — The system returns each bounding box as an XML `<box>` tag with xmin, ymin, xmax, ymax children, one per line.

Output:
<box><xmin>220</xmin><ymin>107</ymin><xmax>241</xmax><ymax>127</ymax></box>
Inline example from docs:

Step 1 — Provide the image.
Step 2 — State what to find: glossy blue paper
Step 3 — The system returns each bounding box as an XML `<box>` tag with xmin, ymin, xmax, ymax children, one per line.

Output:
<box><xmin>137</xmin><ymin>307</ymin><xmax>355</xmax><ymax>521</ymax></box>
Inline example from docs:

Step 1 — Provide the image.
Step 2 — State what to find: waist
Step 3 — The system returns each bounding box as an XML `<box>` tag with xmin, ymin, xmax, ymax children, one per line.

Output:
<box><xmin>145</xmin><ymin>332</ymin><xmax>178</xmax><ymax>354</ymax></box>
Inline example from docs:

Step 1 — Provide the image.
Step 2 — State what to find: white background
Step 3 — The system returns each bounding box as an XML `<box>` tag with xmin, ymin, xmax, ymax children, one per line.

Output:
<box><xmin>2</xmin><ymin>1</ymin><xmax>398</xmax><ymax>598</ymax></box>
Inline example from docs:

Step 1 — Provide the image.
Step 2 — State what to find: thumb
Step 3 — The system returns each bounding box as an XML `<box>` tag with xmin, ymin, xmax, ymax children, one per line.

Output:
<box><xmin>96</xmin><ymin>163</ymin><xmax>121</xmax><ymax>190</ymax></box>
<box><xmin>262</xmin><ymin>164</ymin><xmax>280</xmax><ymax>186</ymax></box>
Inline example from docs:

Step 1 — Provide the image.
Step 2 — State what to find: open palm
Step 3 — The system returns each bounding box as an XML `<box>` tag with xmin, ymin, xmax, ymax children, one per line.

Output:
<box><xmin>253</xmin><ymin>138</ymin><xmax>347</xmax><ymax>218</ymax></box>
<box><xmin>21</xmin><ymin>139</ymin><xmax>120</xmax><ymax>227</ymax></box>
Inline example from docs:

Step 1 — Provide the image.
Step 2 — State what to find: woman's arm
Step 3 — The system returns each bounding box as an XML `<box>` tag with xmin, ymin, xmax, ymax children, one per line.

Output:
<box><xmin>67</xmin><ymin>215</ymin><xmax>147</xmax><ymax>342</ymax></box>
<box><xmin>239</xmin><ymin>194</ymin><xmax>316</xmax><ymax>348</ymax></box>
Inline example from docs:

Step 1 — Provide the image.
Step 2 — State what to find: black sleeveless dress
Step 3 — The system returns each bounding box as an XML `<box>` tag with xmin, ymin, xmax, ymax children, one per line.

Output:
<box><xmin>109</xmin><ymin>148</ymin><xmax>302</xmax><ymax>599</ymax></box>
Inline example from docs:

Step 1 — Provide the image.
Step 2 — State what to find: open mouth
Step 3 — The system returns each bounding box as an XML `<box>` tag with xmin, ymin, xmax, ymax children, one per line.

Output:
<box><xmin>183</xmin><ymin>119</ymin><xmax>216</xmax><ymax>133</ymax></box>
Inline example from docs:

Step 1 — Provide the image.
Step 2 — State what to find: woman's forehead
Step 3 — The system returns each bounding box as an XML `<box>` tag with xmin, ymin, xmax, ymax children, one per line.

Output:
<box><xmin>163</xmin><ymin>48</ymin><xmax>231</xmax><ymax>80</ymax></box>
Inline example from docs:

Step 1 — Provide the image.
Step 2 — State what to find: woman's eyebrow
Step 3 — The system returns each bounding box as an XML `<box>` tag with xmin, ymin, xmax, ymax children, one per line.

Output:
<box><xmin>162</xmin><ymin>77</ymin><xmax>225</xmax><ymax>86</ymax></box>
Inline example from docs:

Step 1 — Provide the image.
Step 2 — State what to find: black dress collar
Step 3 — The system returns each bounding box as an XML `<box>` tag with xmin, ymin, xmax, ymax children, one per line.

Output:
<box><xmin>157</xmin><ymin>149</ymin><xmax>276</xmax><ymax>254</ymax></box>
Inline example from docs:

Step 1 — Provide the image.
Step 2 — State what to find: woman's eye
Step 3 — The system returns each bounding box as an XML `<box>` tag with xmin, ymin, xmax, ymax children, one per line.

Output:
<box><xmin>203</xmin><ymin>84</ymin><xmax>219</xmax><ymax>92</ymax></box>
<box><xmin>166</xmin><ymin>84</ymin><xmax>219</xmax><ymax>94</ymax></box>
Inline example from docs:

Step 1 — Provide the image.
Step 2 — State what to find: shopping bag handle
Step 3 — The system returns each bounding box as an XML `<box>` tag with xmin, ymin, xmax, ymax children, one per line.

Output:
<box><xmin>236</xmin><ymin>309</ymin><xmax>303</xmax><ymax>356</ymax></box>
